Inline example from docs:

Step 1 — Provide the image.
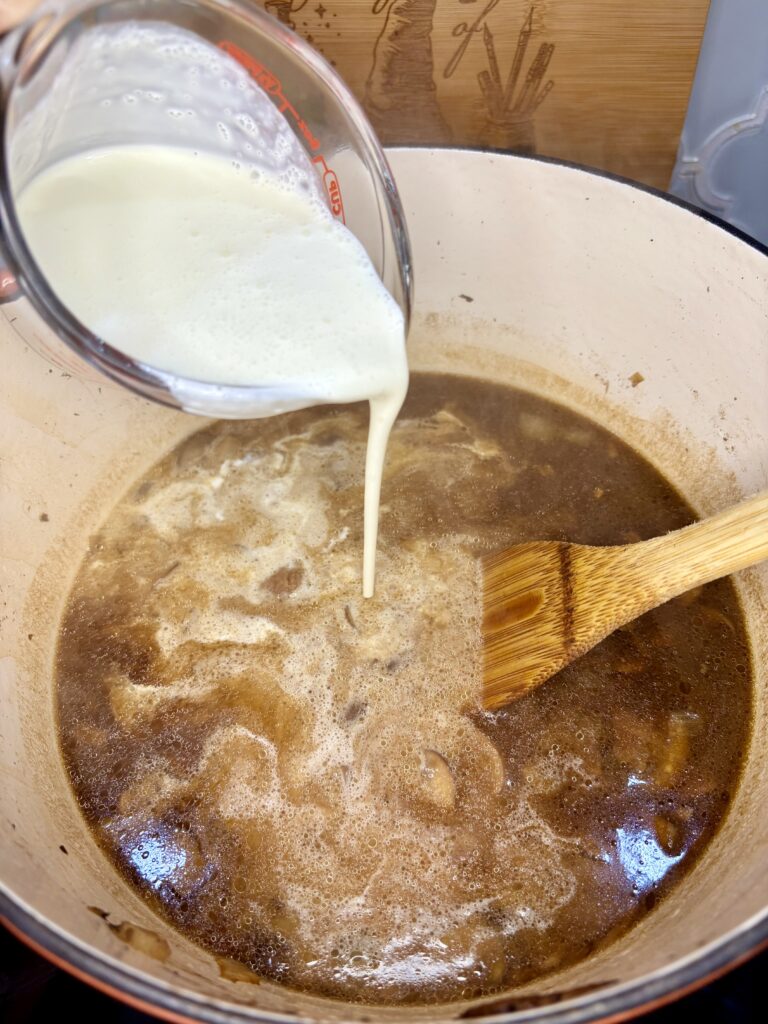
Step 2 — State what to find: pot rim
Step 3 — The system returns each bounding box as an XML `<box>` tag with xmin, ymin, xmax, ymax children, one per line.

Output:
<box><xmin>410</xmin><ymin>143</ymin><xmax>768</xmax><ymax>259</ymax></box>
<box><xmin>3</xmin><ymin>144</ymin><xmax>768</xmax><ymax>1023</ymax></box>
<box><xmin>4</xmin><ymin>891</ymin><xmax>768</xmax><ymax>1024</ymax></box>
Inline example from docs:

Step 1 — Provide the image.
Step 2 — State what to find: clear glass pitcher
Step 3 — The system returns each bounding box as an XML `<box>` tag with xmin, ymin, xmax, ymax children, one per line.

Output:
<box><xmin>0</xmin><ymin>0</ymin><xmax>411</xmax><ymax>416</ymax></box>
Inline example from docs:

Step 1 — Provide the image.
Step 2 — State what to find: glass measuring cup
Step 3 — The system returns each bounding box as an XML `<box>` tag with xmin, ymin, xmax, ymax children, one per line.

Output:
<box><xmin>0</xmin><ymin>0</ymin><xmax>411</xmax><ymax>417</ymax></box>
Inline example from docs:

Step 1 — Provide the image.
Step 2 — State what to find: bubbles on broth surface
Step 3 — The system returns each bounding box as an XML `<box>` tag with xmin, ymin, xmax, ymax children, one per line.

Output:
<box><xmin>56</xmin><ymin>374</ymin><xmax>752</xmax><ymax>1004</ymax></box>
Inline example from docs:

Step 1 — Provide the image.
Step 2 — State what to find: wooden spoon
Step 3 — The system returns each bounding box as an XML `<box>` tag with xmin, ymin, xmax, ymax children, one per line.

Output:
<box><xmin>482</xmin><ymin>491</ymin><xmax>768</xmax><ymax>710</ymax></box>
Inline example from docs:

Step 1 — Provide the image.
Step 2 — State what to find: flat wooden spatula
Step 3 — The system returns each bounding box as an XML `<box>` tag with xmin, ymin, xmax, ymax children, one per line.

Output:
<box><xmin>482</xmin><ymin>491</ymin><xmax>768</xmax><ymax>710</ymax></box>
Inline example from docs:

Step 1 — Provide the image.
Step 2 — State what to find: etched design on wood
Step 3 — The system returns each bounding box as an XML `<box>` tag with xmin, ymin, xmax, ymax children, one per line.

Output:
<box><xmin>256</xmin><ymin>0</ymin><xmax>708</xmax><ymax>191</ymax></box>
<box><xmin>265</xmin><ymin>0</ymin><xmax>308</xmax><ymax>30</ymax></box>
<box><xmin>365</xmin><ymin>0</ymin><xmax>451</xmax><ymax>144</ymax></box>
<box><xmin>364</xmin><ymin>2</ymin><xmax>554</xmax><ymax>153</ymax></box>
<box><xmin>445</xmin><ymin>4</ymin><xmax>555</xmax><ymax>154</ymax></box>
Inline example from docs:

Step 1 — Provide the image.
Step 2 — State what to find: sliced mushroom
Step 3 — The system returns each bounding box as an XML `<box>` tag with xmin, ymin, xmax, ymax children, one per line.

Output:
<box><xmin>699</xmin><ymin>606</ymin><xmax>736</xmax><ymax>634</ymax></box>
<box><xmin>676</xmin><ymin>585</ymin><xmax>704</xmax><ymax>607</ymax></box>
<box><xmin>261</xmin><ymin>563</ymin><xmax>304</xmax><ymax>597</ymax></box>
<box><xmin>653</xmin><ymin>814</ymin><xmax>686</xmax><ymax>856</ymax></box>
<box><xmin>343</xmin><ymin>604</ymin><xmax>357</xmax><ymax>629</ymax></box>
<box><xmin>656</xmin><ymin>711</ymin><xmax>700</xmax><ymax>787</ymax></box>
<box><xmin>421</xmin><ymin>749</ymin><xmax>456</xmax><ymax>810</ymax></box>
<box><xmin>478</xmin><ymin>736</ymin><xmax>506</xmax><ymax>796</ymax></box>
<box><xmin>108</xmin><ymin>921</ymin><xmax>170</xmax><ymax>962</ymax></box>
<box><xmin>217</xmin><ymin>956</ymin><xmax>261</xmax><ymax>984</ymax></box>
<box><xmin>343</xmin><ymin>699</ymin><xmax>367</xmax><ymax>724</ymax></box>
<box><xmin>476</xmin><ymin>936</ymin><xmax>507</xmax><ymax>987</ymax></box>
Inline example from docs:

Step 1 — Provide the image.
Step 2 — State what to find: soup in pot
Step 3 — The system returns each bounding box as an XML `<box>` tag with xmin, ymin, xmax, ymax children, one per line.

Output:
<box><xmin>55</xmin><ymin>372</ymin><xmax>751</xmax><ymax>1004</ymax></box>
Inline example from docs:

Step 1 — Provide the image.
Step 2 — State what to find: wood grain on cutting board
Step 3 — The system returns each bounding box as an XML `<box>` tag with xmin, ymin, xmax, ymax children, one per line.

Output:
<box><xmin>259</xmin><ymin>1</ymin><xmax>709</xmax><ymax>191</ymax></box>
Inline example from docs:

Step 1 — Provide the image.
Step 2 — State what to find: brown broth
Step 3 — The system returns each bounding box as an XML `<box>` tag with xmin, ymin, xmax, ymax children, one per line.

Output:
<box><xmin>55</xmin><ymin>372</ymin><xmax>751</xmax><ymax>1004</ymax></box>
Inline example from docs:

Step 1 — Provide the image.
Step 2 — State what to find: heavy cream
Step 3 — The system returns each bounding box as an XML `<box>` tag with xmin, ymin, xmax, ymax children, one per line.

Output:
<box><xmin>17</xmin><ymin>145</ymin><xmax>408</xmax><ymax>595</ymax></box>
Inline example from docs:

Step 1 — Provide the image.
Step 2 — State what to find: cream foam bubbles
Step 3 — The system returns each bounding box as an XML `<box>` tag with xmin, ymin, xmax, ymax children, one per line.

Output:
<box><xmin>17</xmin><ymin>145</ymin><xmax>408</xmax><ymax>595</ymax></box>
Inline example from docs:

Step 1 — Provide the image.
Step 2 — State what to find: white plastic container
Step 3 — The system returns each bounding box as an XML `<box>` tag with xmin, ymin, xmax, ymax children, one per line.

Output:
<box><xmin>671</xmin><ymin>0</ymin><xmax>768</xmax><ymax>246</ymax></box>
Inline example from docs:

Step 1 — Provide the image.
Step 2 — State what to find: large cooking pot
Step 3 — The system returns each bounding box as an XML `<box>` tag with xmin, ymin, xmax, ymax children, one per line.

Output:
<box><xmin>1</xmin><ymin>148</ymin><xmax>767</xmax><ymax>1023</ymax></box>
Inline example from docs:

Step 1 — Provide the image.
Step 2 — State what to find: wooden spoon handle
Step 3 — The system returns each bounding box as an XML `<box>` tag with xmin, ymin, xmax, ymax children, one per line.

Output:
<box><xmin>619</xmin><ymin>490</ymin><xmax>768</xmax><ymax>606</ymax></box>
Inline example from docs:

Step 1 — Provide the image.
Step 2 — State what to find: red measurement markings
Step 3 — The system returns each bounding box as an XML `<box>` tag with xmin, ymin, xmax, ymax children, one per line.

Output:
<box><xmin>311</xmin><ymin>154</ymin><xmax>344</xmax><ymax>221</ymax></box>
<box><xmin>219</xmin><ymin>40</ymin><xmax>345</xmax><ymax>223</ymax></box>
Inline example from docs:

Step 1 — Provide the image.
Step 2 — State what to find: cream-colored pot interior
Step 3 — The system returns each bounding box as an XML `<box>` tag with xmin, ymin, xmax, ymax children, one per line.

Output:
<box><xmin>1</xmin><ymin>149</ymin><xmax>767</xmax><ymax>1024</ymax></box>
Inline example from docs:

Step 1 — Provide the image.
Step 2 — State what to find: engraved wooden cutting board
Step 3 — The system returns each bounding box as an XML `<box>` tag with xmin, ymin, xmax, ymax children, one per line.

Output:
<box><xmin>258</xmin><ymin>1</ymin><xmax>709</xmax><ymax>191</ymax></box>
